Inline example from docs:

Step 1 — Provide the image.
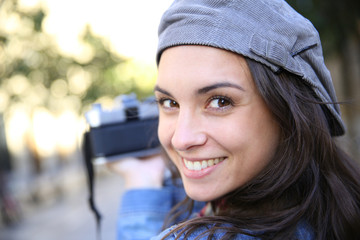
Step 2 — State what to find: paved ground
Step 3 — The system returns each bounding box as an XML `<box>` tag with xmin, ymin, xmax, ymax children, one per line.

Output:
<box><xmin>1</xmin><ymin>174</ymin><xmax>125</xmax><ymax>240</ymax></box>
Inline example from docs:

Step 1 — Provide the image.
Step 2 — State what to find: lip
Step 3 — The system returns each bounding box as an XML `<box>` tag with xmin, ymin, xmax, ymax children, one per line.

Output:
<box><xmin>181</xmin><ymin>157</ymin><xmax>225</xmax><ymax>179</ymax></box>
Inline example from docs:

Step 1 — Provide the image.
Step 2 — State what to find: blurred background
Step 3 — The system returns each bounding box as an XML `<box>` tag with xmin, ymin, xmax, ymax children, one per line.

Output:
<box><xmin>0</xmin><ymin>0</ymin><xmax>359</xmax><ymax>239</ymax></box>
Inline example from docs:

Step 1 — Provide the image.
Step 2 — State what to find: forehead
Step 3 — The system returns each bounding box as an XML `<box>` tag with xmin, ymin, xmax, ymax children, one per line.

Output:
<box><xmin>157</xmin><ymin>45</ymin><xmax>254</xmax><ymax>91</ymax></box>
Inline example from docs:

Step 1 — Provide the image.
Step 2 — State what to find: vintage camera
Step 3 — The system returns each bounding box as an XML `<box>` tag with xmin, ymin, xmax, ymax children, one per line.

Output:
<box><xmin>84</xmin><ymin>93</ymin><xmax>161</xmax><ymax>164</ymax></box>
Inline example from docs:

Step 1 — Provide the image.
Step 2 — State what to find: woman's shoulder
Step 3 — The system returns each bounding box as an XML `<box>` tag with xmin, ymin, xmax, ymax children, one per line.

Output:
<box><xmin>151</xmin><ymin>225</ymin><xmax>257</xmax><ymax>240</ymax></box>
<box><xmin>151</xmin><ymin>221</ymin><xmax>314</xmax><ymax>240</ymax></box>
<box><xmin>151</xmin><ymin>226</ymin><xmax>258</xmax><ymax>240</ymax></box>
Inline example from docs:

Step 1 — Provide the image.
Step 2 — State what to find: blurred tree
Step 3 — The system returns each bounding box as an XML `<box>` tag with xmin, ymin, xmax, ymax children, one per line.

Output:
<box><xmin>0</xmin><ymin>0</ymin><xmax>156</xmax><ymax>117</ymax></box>
<box><xmin>0</xmin><ymin>0</ymin><xmax>159</xmax><ymax>213</ymax></box>
<box><xmin>0</xmin><ymin>0</ymin><xmax>158</xmax><ymax>180</ymax></box>
<box><xmin>287</xmin><ymin>0</ymin><xmax>360</xmax><ymax>158</ymax></box>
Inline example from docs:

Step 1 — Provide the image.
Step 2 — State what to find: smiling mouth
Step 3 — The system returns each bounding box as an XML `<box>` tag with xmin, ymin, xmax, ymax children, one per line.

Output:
<box><xmin>183</xmin><ymin>157</ymin><xmax>226</xmax><ymax>171</ymax></box>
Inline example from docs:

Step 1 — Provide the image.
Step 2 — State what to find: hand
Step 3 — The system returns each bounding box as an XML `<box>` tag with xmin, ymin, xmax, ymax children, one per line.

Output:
<box><xmin>106</xmin><ymin>154</ymin><xmax>166</xmax><ymax>190</ymax></box>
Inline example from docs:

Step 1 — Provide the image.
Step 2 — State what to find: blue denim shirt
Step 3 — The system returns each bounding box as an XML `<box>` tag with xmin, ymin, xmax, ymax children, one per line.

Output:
<box><xmin>117</xmin><ymin>182</ymin><xmax>204</xmax><ymax>240</ymax></box>
<box><xmin>117</xmin><ymin>188</ymin><xmax>174</xmax><ymax>240</ymax></box>
<box><xmin>117</xmin><ymin>185</ymin><xmax>314</xmax><ymax>240</ymax></box>
<box><xmin>152</xmin><ymin>221</ymin><xmax>314</xmax><ymax>240</ymax></box>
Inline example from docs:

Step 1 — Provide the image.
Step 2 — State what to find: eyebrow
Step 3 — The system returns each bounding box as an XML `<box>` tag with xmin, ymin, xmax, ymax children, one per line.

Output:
<box><xmin>154</xmin><ymin>85</ymin><xmax>173</xmax><ymax>97</ymax></box>
<box><xmin>154</xmin><ymin>82</ymin><xmax>245</xmax><ymax>97</ymax></box>
<box><xmin>197</xmin><ymin>82</ymin><xmax>245</xmax><ymax>94</ymax></box>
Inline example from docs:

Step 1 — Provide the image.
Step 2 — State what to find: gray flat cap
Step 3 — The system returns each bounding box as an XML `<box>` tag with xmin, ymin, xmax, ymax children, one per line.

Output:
<box><xmin>157</xmin><ymin>0</ymin><xmax>345</xmax><ymax>136</ymax></box>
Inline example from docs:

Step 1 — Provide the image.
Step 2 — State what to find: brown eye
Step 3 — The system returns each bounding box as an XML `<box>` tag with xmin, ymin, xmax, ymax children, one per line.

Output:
<box><xmin>208</xmin><ymin>97</ymin><xmax>232</xmax><ymax>108</ymax></box>
<box><xmin>161</xmin><ymin>99</ymin><xmax>179</xmax><ymax>108</ymax></box>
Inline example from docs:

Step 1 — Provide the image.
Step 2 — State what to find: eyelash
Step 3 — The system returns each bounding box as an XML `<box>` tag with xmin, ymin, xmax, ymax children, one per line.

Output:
<box><xmin>156</xmin><ymin>95</ymin><xmax>234</xmax><ymax>111</ymax></box>
<box><xmin>206</xmin><ymin>95</ymin><xmax>234</xmax><ymax>110</ymax></box>
<box><xmin>156</xmin><ymin>97</ymin><xmax>179</xmax><ymax>109</ymax></box>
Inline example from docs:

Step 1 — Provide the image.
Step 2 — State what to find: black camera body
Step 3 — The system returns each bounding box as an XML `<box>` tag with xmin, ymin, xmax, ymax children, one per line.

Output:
<box><xmin>84</xmin><ymin>93</ymin><xmax>161</xmax><ymax>164</ymax></box>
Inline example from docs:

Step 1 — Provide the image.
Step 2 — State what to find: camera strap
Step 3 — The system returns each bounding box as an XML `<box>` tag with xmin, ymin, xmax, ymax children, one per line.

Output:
<box><xmin>82</xmin><ymin>132</ymin><xmax>102</xmax><ymax>240</ymax></box>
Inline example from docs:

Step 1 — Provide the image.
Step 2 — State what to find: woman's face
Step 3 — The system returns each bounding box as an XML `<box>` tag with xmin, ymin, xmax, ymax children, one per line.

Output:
<box><xmin>156</xmin><ymin>45</ymin><xmax>280</xmax><ymax>202</ymax></box>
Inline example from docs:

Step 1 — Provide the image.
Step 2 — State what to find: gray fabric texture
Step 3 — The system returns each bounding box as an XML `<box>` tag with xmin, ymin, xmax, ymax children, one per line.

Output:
<box><xmin>157</xmin><ymin>0</ymin><xmax>345</xmax><ymax>136</ymax></box>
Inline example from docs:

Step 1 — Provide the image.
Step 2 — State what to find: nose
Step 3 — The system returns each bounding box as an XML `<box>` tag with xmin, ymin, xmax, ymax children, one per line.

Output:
<box><xmin>171</xmin><ymin>110</ymin><xmax>207</xmax><ymax>151</ymax></box>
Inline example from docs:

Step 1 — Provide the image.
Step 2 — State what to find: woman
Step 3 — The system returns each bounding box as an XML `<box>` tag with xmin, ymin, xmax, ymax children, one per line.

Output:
<box><xmin>110</xmin><ymin>0</ymin><xmax>360</xmax><ymax>239</ymax></box>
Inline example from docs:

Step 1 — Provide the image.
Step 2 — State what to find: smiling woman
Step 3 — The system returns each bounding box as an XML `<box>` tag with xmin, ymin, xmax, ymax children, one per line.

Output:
<box><xmin>107</xmin><ymin>0</ymin><xmax>360</xmax><ymax>240</ymax></box>
<box><xmin>155</xmin><ymin>46</ymin><xmax>280</xmax><ymax>202</ymax></box>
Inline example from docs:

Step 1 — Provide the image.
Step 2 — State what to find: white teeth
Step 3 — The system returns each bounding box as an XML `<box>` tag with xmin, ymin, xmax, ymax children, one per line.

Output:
<box><xmin>183</xmin><ymin>157</ymin><xmax>225</xmax><ymax>171</ymax></box>
<box><xmin>187</xmin><ymin>161</ymin><xmax>194</xmax><ymax>170</ymax></box>
<box><xmin>201</xmin><ymin>160</ymin><xmax>207</xmax><ymax>169</ymax></box>
<box><xmin>193</xmin><ymin>162</ymin><xmax>201</xmax><ymax>171</ymax></box>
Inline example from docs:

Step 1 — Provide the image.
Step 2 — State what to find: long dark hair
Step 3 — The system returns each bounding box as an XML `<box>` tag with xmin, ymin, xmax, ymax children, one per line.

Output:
<box><xmin>162</xmin><ymin>57</ymin><xmax>360</xmax><ymax>240</ymax></box>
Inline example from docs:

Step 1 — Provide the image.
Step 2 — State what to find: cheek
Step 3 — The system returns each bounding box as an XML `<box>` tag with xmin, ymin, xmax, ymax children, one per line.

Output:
<box><xmin>236</xmin><ymin>113</ymin><xmax>280</xmax><ymax>169</ymax></box>
<box><xmin>218</xmin><ymin>108</ymin><xmax>280</xmax><ymax>162</ymax></box>
<box><xmin>157</xmin><ymin>115</ymin><xmax>173</xmax><ymax>148</ymax></box>
<box><xmin>158</xmin><ymin>117</ymin><xmax>181</xmax><ymax>168</ymax></box>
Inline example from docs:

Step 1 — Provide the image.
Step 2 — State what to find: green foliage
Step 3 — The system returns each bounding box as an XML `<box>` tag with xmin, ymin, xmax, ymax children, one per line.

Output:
<box><xmin>0</xmin><ymin>0</ymin><xmax>156</xmax><ymax>115</ymax></box>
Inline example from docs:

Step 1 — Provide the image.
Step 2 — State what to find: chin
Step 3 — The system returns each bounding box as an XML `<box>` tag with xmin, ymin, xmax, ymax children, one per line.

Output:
<box><xmin>188</xmin><ymin>194</ymin><xmax>213</xmax><ymax>202</ymax></box>
<box><xmin>184</xmin><ymin>186</ymin><xmax>219</xmax><ymax>202</ymax></box>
